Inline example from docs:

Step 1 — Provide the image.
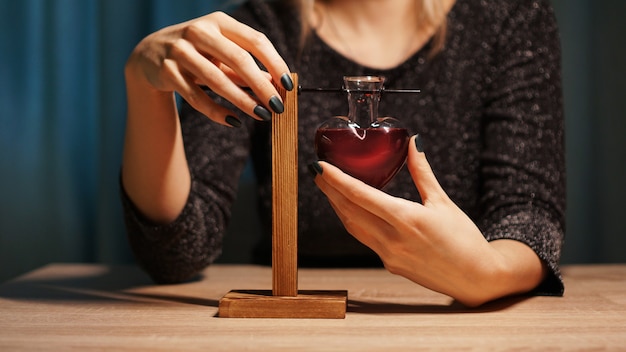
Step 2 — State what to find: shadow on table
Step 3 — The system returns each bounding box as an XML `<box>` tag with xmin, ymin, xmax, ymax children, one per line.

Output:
<box><xmin>348</xmin><ymin>295</ymin><xmax>529</xmax><ymax>314</ymax></box>
<box><xmin>0</xmin><ymin>264</ymin><xmax>220</xmax><ymax>308</ymax></box>
<box><xmin>1</xmin><ymin>264</ymin><xmax>527</xmax><ymax>313</ymax></box>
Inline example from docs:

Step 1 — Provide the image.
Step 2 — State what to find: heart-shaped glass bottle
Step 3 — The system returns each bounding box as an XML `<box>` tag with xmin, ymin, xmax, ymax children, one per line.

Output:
<box><xmin>314</xmin><ymin>76</ymin><xmax>410</xmax><ymax>189</ymax></box>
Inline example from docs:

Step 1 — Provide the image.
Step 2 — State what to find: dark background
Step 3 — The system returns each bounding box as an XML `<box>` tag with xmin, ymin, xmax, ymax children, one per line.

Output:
<box><xmin>1</xmin><ymin>0</ymin><xmax>624</xmax><ymax>282</ymax></box>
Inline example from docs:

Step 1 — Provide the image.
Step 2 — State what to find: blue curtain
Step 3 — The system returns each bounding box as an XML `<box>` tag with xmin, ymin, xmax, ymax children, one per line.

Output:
<box><xmin>552</xmin><ymin>0</ymin><xmax>626</xmax><ymax>263</ymax></box>
<box><xmin>1</xmin><ymin>0</ymin><xmax>625</xmax><ymax>282</ymax></box>
<box><xmin>0</xmin><ymin>0</ymin><xmax>237</xmax><ymax>281</ymax></box>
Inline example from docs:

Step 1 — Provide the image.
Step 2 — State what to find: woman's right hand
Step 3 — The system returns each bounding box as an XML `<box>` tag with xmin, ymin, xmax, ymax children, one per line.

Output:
<box><xmin>123</xmin><ymin>11</ymin><xmax>293</xmax><ymax>223</ymax></box>
<box><xmin>125</xmin><ymin>11</ymin><xmax>294</xmax><ymax>126</ymax></box>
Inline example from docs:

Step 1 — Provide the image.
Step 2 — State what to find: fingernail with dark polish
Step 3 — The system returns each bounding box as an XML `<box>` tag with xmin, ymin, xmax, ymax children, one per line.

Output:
<box><xmin>414</xmin><ymin>134</ymin><xmax>424</xmax><ymax>153</ymax></box>
<box><xmin>308</xmin><ymin>161</ymin><xmax>323</xmax><ymax>176</ymax></box>
<box><xmin>269</xmin><ymin>96</ymin><xmax>284</xmax><ymax>114</ymax></box>
<box><xmin>254</xmin><ymin>105</ymin><xmax>272</xmax><ymax>121</ymax></box>
<box><xmin>225</xmin><ymin>115</ymin><xmax>241</xmax><ymax>128</ymax></box>
<box><xmin>281</xmin><ymin>73</ymin><xmax>294</xmax><ymax>91</ymax></box>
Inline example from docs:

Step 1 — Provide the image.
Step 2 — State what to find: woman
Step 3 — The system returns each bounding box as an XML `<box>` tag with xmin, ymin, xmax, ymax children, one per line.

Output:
<box><xmin>121</xmin><ymin>0</ymin><xmax>565</xmax><ymax>307</ymax></box>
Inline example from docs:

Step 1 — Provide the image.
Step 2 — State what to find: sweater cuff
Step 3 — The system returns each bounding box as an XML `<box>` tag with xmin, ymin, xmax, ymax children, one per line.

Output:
<box><xmin>481</xmin><ymin>209</ymin><xmax>565</xmax><ymax>296</ymax></box>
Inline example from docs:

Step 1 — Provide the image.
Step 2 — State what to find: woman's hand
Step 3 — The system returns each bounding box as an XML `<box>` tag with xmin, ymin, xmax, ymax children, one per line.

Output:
<box><xmin>122</xmin><ymin>11</ymin><xmax>294</xmax><ymax>223</ymax></box>
<box><xmin>311</xmin><ymin>135</ymin><xmax>547</xmax><ymax>307</ymax></box>
<box><xmin>125</xmin><ymin>11</ymin><xmax>294</xmax><ymax>126</ymax></box>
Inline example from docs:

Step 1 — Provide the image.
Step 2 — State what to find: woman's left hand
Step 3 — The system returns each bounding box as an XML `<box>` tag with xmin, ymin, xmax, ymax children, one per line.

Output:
<box><xmin>311</xmin><ymin>135</ymin><xmax>546</xmax><ymax>307</ymax></box>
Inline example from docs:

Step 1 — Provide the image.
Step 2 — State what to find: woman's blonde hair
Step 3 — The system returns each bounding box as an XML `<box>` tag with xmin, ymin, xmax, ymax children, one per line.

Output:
<box><xmin>296</xmin><ymin>0</ymin><xmax>448</xmax><ymax>58</ymax></box>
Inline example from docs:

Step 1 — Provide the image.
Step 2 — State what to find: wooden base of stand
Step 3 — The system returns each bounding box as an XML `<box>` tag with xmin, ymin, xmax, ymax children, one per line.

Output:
<box><xmin>218</xmin><ymin>290</ymin><xmax>348</xmax><ymax>319</ymax></box>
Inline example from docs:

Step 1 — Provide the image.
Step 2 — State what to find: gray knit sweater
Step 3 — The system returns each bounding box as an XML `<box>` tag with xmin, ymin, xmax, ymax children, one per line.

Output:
<box><xmin>122</xmin><ymin>0</ymin><xmax>565</xmax><ymax>295</ymax></box>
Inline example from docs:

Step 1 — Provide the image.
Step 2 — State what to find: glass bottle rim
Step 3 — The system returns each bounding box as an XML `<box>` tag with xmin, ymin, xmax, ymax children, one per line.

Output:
<box><xmin>343</xmin><ymin>75</ymin><xmax>385</xmax><ymax>83</ymax></box>
<box><xmin>343</xmin><ymin>76</ymin><xmax>385</xmax><ymax>92</ymax></box>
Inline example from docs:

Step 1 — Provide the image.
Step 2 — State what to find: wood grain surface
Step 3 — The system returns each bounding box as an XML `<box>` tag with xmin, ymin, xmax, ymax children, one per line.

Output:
<box><xmin>271</xmin><ymin>73</ymin><xmax>298</xmax><ymax>297</ymax></box>
<box><xmin>1</xmin><ymin>264</ymin><xmax>625</xmax><ymax>351</ymax></box>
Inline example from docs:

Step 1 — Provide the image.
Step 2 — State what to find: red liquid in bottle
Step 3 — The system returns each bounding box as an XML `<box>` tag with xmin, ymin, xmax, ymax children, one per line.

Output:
<box><xmin>315</xmin><ymin>127</ymin><xmax>409</xmax><ymax>189</ymax></box>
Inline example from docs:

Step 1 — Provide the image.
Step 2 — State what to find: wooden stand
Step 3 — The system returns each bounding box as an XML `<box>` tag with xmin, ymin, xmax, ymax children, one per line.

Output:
<box><xmin>218</xmin><ymin>73</ymin><xmax>348</xmax><ymax>319</ymax></box>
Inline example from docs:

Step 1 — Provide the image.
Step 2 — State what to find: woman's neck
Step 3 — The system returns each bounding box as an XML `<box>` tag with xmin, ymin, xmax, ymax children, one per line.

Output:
<box><xmin>313</xmin><ymin>0</ymin><xmax>453</xmax><ymax>69</ymax></box>
<box><xmin>325</xmin><ymin>0</ymin><xmax>415</xmax><ymax>26</ymax></box>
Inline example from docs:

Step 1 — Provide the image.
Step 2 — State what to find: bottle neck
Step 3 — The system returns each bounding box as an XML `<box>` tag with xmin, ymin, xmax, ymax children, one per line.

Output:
<box><xmin>347</xmin><ymin>91</ymin><xmax>380</xmax><ymax>128</ymax></box>
<box><xmin>343</xmin><ymin>76</ymin><xmax>384</xmax><ymax>128</ymax></box>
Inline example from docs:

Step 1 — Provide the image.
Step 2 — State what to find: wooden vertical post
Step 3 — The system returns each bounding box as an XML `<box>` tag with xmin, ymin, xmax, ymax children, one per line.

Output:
<box><xmin>218</xmin><ymin>73</ymin><xmax>347</xmax><ymax>319</ymax></box>
<box><xmin>272</xmin><ymin>73</ymin><xmax>298</xmax><ymax>297</ymax></box>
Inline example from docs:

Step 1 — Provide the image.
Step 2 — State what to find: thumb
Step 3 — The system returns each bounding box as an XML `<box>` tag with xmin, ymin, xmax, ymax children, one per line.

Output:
<box><xmin>407</xmin><ymin>134</ymin><xmax>446</xmax><ymax>203</ymax></box>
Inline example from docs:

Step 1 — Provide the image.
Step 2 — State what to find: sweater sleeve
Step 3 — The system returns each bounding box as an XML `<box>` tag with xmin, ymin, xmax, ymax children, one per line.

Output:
<box><xmin>477</xmin><ymin>0</ymin><xmax>566</xmax><ymax>295</ymax></box>
<box><xmin>121</xmin><ymin>98</ymin><xmax>253</xmax><ymax>284</ymax></box>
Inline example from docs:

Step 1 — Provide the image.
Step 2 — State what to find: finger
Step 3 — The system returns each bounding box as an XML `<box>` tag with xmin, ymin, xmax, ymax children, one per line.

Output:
<box><xmin>184</xmin><ymin>13</ymin><xmax>289</xmax><ymax>114</ymax></box>
<box><xmin>312</xmin><ymin>161</ymin><xmax>409</xmax><ymax>226</ymax></box>
<box><xmin>214</xmin><ymin>12</ymin><xmax>293</xmax><ymax>90</ymax></box>
<box><xmin>407</xmin><ymin>134</ymin><xmax>447</xmax><ymax>203</ymax></box>
<box><xmin>162</xmin><ymin>59</ymin><xmax>241</xmax><ymax>127</ymax></box>
<box><xmin>213</xmin><ymin>63</ymin><xmax>273</xmax><ymax>89</ymax></box>
<box><xmin>316</xmin><ymin>175</ymin><xmax>392</xmax><ymax>252</ymax></box>
<box><xmin>169</xmin><ymin>39</ymin><xmax>269</xmax><ymax>121</ymax></box>
<box><xmin>193</xmin><ymin>29</ymin><xmax>282</xmax><ymax>118</ymax></box>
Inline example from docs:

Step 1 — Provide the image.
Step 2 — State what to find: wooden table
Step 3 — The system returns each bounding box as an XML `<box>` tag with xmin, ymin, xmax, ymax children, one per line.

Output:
<box><xmin>1</xmin><ymin>264</ymin><xmax>625</xmax><ymax>350</ymax></box>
